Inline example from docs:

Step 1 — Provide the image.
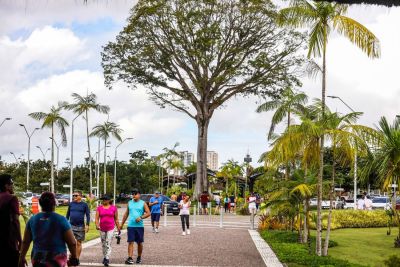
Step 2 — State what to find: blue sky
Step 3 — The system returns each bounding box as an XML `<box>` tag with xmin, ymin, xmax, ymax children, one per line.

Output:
<box><xmin>0</xmin><ymin>1</ymin><xmax>399</xmax><ymax>171</ymax></box>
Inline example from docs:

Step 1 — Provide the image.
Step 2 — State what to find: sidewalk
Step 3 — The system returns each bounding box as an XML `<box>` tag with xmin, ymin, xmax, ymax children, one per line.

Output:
<box><xmin>79</xmin><ymin>226</ymin><xmax>266</xmax><ymax>267</ymax></box>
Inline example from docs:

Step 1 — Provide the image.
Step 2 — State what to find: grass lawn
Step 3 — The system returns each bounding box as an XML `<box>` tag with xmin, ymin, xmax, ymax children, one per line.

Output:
<box><xmin>20</xmin><ymin>206</ymin><xmax>100</xmax><ymax>259</ymax></box>
<box><xmin>328</xmin><ymin>228</ymin><xmax>400</xmax><ymax>267</ymax></box>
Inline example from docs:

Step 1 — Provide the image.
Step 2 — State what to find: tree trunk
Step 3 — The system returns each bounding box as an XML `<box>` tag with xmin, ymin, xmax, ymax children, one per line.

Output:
<box><xmin>285</xmin><ymin>111</ymin><xmax>291</xmax><ymax>180</ymax></box>
<box><xmin>194</xmin><ymin>118</ymin><xmax>210</xmax><ymax>199</ymax></box>
<box><xmin>323</xmin><ymin>144</ymin><xmax>336</xmax><ymax>256</ymax></box>
<box><xmin>86</xmin><ymin>110</ymin><xmax>93</xmax><ymax>195</ymax></box>
<box><xmin>303</xmin><ymin>199</ymin><xmax>308</xmax><ymax>244</ymax></box>
<box><xmin>104</xmin><ymin>138</ymin><xmax>107</xmax><ymax>194</ymax></box>
<box><xmin>51</xmin><ymin>123</ymin><xmax>55</xmax><ymax>193</ymax></box>
<box><xmin>316</xmin><ymin>27</ymin><xmax>328</xmax><ymax>256</ymax></box>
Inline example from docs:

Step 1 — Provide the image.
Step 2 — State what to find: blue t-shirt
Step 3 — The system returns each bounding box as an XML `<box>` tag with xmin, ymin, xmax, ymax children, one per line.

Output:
<box><xmin>66</xmin><ymin>201</ymin><xmax>90</xmax><ymax>227</ymax></box>
<box><xmin>127</xmin><ymin>199</ymin><xmax>145</xmax><ymax>228</ymax></box>
<box><xmin>27</xmin><ymin>212</ymin><xmax>71</xmax><ymax>254</ymax></box>
<box><xmin>149</xmin><ymin>196</ymin><xmax>163</xmax><ymax>214</ymax></box>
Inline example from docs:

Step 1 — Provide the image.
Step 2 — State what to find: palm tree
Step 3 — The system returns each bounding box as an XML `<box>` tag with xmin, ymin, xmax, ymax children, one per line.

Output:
<box><xmin>29</xmin><ymin>102</ymin><xmax>69</xmax><ymax>193</ymax></box>
<box><xmin>161</xmin><ymin>142</ymin><xmax>180</xmax><ymax>190</ymax></box>
<box><xmin>90</xmin><ymin>121</ymin><xmax>122</xmax><ymax>194</ymax></box>
<box><xmin>278</xmin><ymin>1</ymin><xmax>380</xmax><ymax>255</ymax></box>
<box><xmin>218</xmin><ymin>160</ymin><xmax>243</xmax><ymax>197</ymax></box>
<box><xmin>257</xmin><ymin>87</ymin><xmax>307</xmax><ymax>179</ymax></box>
<box><xmin>66</xmin><ymin>92</ymin><xmax>110</xmax><ymax>194</ymax></box>
<box><xmin>368</xmin><ymin>117</ymin><xmax>400</xmax><ymax>245</ymax></box>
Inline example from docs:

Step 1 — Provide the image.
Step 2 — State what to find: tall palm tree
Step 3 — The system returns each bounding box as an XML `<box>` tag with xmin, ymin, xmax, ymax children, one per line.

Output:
<box><xmin>29</xmin><ymin>102</ymin><xmax>69</xmax><ymax>193</ymax></box>
<box><xmin>90</xmin><ymin>121</ymin><xmax>122</xmax><ymax>194</ymax></box>
<box><xmin>66</xmin><ymin>92</ymin><xmax>110</xmax><ymax>194</ymax></box>
<box><xmin>257</xmin><ymin>87</ymin><xmax>307</xmax><ymax>179</ymax></box>
<box><xmin>278</xmin><ymin>1</ymin><xmax>380</xmax><ymax>255</ymax></box>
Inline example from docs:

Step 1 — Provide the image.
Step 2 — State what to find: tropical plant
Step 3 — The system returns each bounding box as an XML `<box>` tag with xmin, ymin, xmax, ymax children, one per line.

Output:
<box><xmin>217</xmin><ymin>160</ymin><xmax>243</xmax><ymax>197</ymax></box>
<box><xmin>29</xmin><ymin>102</ymin><xmax>69</xmax><ymax>193</ymax></box>
<box><xmin>90</xmin><ymin>121</ymin><xmax>122</xmax><ymax>194</ymax></box>
<box><xmin>66</xmin><ymin>92</ymin><xmax>110</xmax><ymax>194</ymax></box>
<box><xmin>278</xmin><ymin>1</ymin><xmax>380</xmax><ymax>254</ymax></box>
<box><xmin>101</xmin><ymin>0</ymin><xmax>304</xmax><ymax>199</ymax></box>
<box><xmin>161</xmin><ymin>143</ymin><xmax>180</xmax><ymax>190</ymax></box>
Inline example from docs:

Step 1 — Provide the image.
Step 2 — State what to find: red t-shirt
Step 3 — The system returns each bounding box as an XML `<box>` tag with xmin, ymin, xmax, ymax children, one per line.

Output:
<box><xmin>200</xmin><ymin>193</ymin><xmax>209</xmax><ymax>204</ymax></box>
<box><xmin>0</xmin><ymin>192</ymin><xmax>20</xmax><ymax>251</ymax></box>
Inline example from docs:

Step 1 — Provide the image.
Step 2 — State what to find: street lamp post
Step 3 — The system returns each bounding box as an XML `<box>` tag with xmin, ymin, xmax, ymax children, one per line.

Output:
<box><xmin>50</xmin><ymin>137</ymin><xmax>61</xmax><ymax>178</ymax></box>
<box><xmin>244</xmin><ymin>153</ymin><xmax>252</xmax><ymax>194</ymax></box>
<box><xmin>328</xmin><ymin>95</ymin><xmax>358</xmax><ymax>210</ymax></box>
<box><xmin>114</xmin><ymin>138</ymin><xmax>133</xmax><ymax>201</ymax></box>
<box><xmin>20</xmin><ymin>124</ymin><xmax>39</xmax><ymax>191</ymax></box>
<box><xmin>10</xmin><ymin>152</ymin><xmax>19</xmax><ymax>164</ymax></box>
<box><xmin>36</xmin><ymin>146</ymin><xmax>50</xmax><ymax>161</ymax></box>
<box><xmin>0</xmin><ymin>117</ymin><xmax>12</xmax><ymax>127</ymax></box>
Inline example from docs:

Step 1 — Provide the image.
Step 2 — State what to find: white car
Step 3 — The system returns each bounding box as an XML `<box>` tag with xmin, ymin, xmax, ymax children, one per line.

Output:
<box><xmin>309</xmin><ymin>198</ymin><xmax>318</xmax><ymax>206</ymax></box>
<box><xmin>343</xmin><ymin>199</ymin><xmax>356</xmax><ymax>209</ymax></box>
<box><xmin>372</xmin><ymin>197</ymin><xmax>391</xmax><ymax>210</ymax></box>
<box><xmin>321</xmin><ymin>200</ymin><xmax>336</xmax><ymax>209</ymax></box>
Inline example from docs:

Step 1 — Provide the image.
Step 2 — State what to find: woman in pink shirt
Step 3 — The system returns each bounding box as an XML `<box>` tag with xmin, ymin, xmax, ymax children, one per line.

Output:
<box><xmin>95</xmin><ymin>195</ymin><xmax>119</xmax><ymax>267</ymax></box>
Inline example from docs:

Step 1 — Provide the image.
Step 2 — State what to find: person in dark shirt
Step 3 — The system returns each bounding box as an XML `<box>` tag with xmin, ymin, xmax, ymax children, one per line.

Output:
<box><xmin>0</xmin><ymin>174</ymin><xmax>21</xmax><ymax>267</ymax></box>
<box><xmin>19</xmin><ymin>192</ymin><xmax>78</xmax><ymax>267</ymax></box>
<box><xmin>66</xmin><ymin>190</ymin><xmax>90</xmax><ymax>263</ymax></box>
<box><xmin>200</xmin><ymin>191</ymin><xmax>210</xmax><ymax>215</ymax></box>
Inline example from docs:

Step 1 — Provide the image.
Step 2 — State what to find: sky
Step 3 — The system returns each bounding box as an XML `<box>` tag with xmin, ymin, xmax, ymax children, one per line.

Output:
<box><xmin>0</xmin><ymin>0</ymin><xmax>399</xmax><ymax>170</ymax></box>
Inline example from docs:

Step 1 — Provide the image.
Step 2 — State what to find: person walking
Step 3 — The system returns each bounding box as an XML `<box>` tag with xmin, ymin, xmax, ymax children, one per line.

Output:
<box><xmin>66</xmin><ymin>190</ymin><xmax>90</xmax><ymax>264</ymax></box>
<box><xmin>179</xmin><ymin>194</ymin><xmax>191</xmax><ymax>236</ymax></box>
<box><xmin>19</xmin><ymin>192</ymin><xmax>78</xmax><ymax>267</ymax></box>
<box><xmin>223</xmin><ymin>195</ymin><xmax>230</xmax><ymax>213</ymax></box>
<box><xmin>229</xmin><ymin>195</ymin><xmax>236</xmax><ymax>213</ymax></box>
<box><xmin>95</xmin><ymin>194</ymin><xmax>119</xmax><ymax>267</ymax></box>
<box><xmin>149</xmin><ymin>191</ymin><xmax>163</xmax><ymax>233</ymax></box>
<box><xmin>365</xmin><ymin>195</ymin><xmax>373</xmax><ymax>210</ymax></box>
<box><xmin>200</xmin><ymin>191</ymin><xmax>209</xmax><ymax>215</ymax></box>
<box><xmin>170</xmin><ymin>192</ymin><xmax>177</xmax><ymax>201</ymax></box>
<box><xmin>0</xmin><ymin>174</ymin><xmax>21</xmax><ymax>267</ymax></box>
<box><xmin>214</xmin><ymin>194</ymin><xmax>221</xmax><ymax>214</ymax></box>
<box><xmin>120</xmin><ymin>189</ymin><xmax>150</xmax><ymax>265</ymax></box>
<box><xmin>248</xmin><ymin>193</ymin><xmax>257</xmax><ymax>215</ymax></box>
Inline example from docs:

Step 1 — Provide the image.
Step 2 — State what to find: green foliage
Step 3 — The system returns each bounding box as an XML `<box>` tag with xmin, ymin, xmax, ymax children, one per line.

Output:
<box><xmin>308</xmin><ymin>210</ymin><xmax>398</xmax><ymax>230</ymax></box>
<box><xmin>261</xmin><ymin>230</ymin><xmax>363</xmax><ymax>267</ymax></box>
<box><xmin>384</xmin><ymin>255</ymin><xmax>400</xmax><ymax>267</ymax></box>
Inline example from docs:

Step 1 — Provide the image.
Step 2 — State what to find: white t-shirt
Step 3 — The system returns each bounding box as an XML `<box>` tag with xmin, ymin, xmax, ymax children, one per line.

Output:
<box><xmin>357</xmin><ymin>198</ymin><xmax>365</xmax><ymax>210</ymax></box>
<box><xmin>248</xmin><ymin>196</ymin><xmax>257</xmax><ymax>209</ymax></box>
<box><xmin>214</xmin><ymin>195</ymin><xmax>221</xmax><ymax>204</ymax></box>
<box><xmin>179</xmin><ymin>200</ymin><xmax>191</xmax><ymax>215</ymax></box>
<box><xmin>364</xmin><ymin>198</ymin><xmax>372</xmax><ymax>210</ymax></box>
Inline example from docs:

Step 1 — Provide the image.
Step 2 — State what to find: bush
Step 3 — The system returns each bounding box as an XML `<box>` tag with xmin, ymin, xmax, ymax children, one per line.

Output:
<box><xmin>308</xmin><ymin>210</ymin><xmax>397</xmax><ymax>230</ymax></box>
<box><xmin>261</xmin><ymin>230</ymin><xmax>363</xmax><ymax>267</ymax></box>
<box><xmin>258</xmin><ymin>213</ymin><xmax>288</xmax><ymax>230</ymax></box>
<box><xmin>384</xmin><ymin>255</ymin><xmax>400</xmax><ymax>267</ymax></box>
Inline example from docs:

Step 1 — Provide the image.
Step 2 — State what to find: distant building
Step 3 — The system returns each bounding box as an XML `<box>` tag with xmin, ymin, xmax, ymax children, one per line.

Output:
<box><xmin>207</xmin><ymin>151</ymin><xmax>219</xmax><ymax>171</ymax></box>
<box><xmin>180</xmin><ymin>151</ymin><xmax>195</xmax><ymax>167</ymax></box>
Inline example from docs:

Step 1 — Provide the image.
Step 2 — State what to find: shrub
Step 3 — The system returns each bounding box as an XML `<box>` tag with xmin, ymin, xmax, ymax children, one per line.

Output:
<box><xmin>384</xmin><ymin>255</ymin><xmax>400</xmax><ymax>267</ymax></box>
<box><xmin>260</xmin><ymin>230</ymin><xmax>363</xmax><ymax>267</ymax></box>
<box><xmin>258</xmin><ymin>213</ymin><xmax>287</xmax><ymax>230</ymax></box>
<box><xmin>308</xmin><ymin>210</ymin><xmax>397</xmax><ymax>230</ymax></box>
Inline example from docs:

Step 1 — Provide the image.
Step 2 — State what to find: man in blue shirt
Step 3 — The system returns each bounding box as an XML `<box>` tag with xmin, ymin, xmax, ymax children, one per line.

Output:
<box><xmin>149</xmin><ymin>191</ymin><xmax>163</xmax><ymax>233</ymax></box>
<box><xmin>66</xmin><ymin>190</ymin><xmax>90</xmax><ymax>263</ymax></box>
<box><xmin>120</xmin><ymin>189</ymin><xmax>150</xmax><ymax>265</ymax></box>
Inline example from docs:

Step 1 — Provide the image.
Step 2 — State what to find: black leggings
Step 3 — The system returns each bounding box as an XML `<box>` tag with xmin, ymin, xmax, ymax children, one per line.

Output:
<box><xmin>224</xmin><ymin>203</ymin><xmax>229</xmax><ymax>213</ymax></box>
<box><xmin>180</xmin><ymin>215</ymin><xmax>190</xmax><ymax>231</ymax></box>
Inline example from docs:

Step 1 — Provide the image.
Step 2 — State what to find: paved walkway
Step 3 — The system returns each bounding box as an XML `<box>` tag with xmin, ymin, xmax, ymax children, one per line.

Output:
<box><xmin>80</xmin><ymin>226</ymin><xmax>267</xmax><ymax>267</ymax></box>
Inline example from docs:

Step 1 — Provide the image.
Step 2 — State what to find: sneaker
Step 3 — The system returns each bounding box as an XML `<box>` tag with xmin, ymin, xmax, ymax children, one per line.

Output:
<box><xmin>77</xmin><ymin>259</ymin><xmax>80</xmax><ymax>266</ymax></box>
<box><xmin>182</xmin><ymin>231</ymin><xmax>186</xmax><ymax>236</ymax></box>
<box><xmin>152</xmin><ymin>227</ymin><xmax>155</xmax><ymax>233</ymax></box>
<box><xmin>102</xmin><ymin>258</ymin><xmax>106</xmax><ymax>265</ymax></box>
<box><xmin>125</xmin><ymin>257</ymin><xmax>134</xmax><ymax>265</ymax></box>
<box><xmin>136</xmin><ymin>256</ymin><xmax>142</xmax><ymax>264</ymax></box>
<box><xmin>155</xmin><ymin>228</ymin><xmax>159</xmax><ymax>233</ymax></box>
<box><xmin>104</xmin><ymin>258</ymin><xmax>109</xmax><ymax>267</ymax></box>
<box><xmin>186</xmin><ymin>229</ymin><xmax>190</xmax><ymax>235</ymax></box>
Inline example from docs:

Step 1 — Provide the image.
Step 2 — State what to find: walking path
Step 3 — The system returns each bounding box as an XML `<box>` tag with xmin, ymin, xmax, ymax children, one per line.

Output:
<box><xmin>79</xmin><ymin>212</ymin><xmax>282</xmax><ymax>267</ymax></box>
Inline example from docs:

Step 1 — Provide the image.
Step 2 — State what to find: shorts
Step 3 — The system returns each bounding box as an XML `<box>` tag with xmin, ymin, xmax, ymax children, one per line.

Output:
<box><xmin>127</xmin><ymin>227</ymin><xmax>144</xmax><ymax>243</ymax></box>
<box><xmin>201</xmin><ymin>203</ymin><xmax>208</xmax><ymax>209</ymax></box>
<box><xmin>31</xmin><ymin>251</ymin><xmax>68</xmax><ymax>267</ymax></box>
<box><xmin>230</xmin><ymin>203</ymin><xmax>235</xmax><ymax>207</ymax></box>
<box><xmin>71</xmin><ymin>225</ymin><xmax>86</xmax><ymax>241</ymax></box>
<box><xmin>151</xmin><ymin>213</ymin><xmax>161</xmax><ymax>222</ymax></box>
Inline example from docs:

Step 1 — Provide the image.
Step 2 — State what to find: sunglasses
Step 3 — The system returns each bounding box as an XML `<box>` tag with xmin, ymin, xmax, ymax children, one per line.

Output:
<box><xmin>72</xmin><ymin>194</ymin><xmax>79</xmax><ymax>197</ymax></box>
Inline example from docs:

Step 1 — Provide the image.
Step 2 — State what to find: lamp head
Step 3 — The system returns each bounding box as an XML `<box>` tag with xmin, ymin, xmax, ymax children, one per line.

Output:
<box><xmin>5</xmin><ymin>118</ymin><xmax>11</xmax><ymax>120</ymax></box>
<box><xmin>19</xmin><ymin>124</ymin><xmax>24</xmax><ymax>127</ymax></box>
<box><xmin>327</xmin><ymin>95</ymin><xmax>338</xmax><ymax>99</ymax></box>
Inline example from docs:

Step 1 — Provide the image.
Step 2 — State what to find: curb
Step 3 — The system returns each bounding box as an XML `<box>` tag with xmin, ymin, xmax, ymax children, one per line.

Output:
<box><xmin>248</xmin><ymin>229</ymin><xmax>283</xmax><ymax>267</ymax></box>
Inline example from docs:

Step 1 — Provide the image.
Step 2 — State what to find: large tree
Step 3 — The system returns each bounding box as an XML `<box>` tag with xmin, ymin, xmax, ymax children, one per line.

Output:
<box><xmin>278</xmin><ymin>1</ymin><xmax>380</xmax><ymax>255</ymax></box>
<box><xmin>102</xmin><ymin>0</ymin><xmax>304</xmax><ymax>197</ymax></box>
